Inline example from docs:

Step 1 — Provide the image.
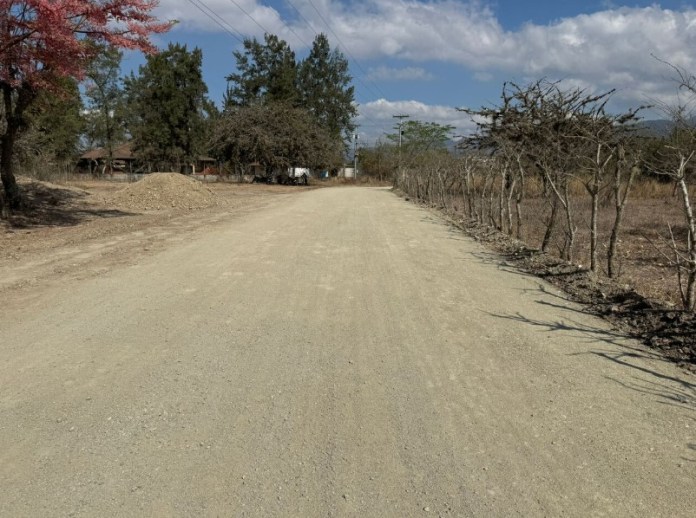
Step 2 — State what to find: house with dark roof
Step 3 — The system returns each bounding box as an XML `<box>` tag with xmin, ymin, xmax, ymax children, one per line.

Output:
<box><xmin>77</xmin><ymin>142</ymin><xmax>135</xmax><ymax>175</ymax></box>
<box><xmin>77</xmin><ymin>142</ymin><xmax>217</xmax><ymax>176</ymax></box>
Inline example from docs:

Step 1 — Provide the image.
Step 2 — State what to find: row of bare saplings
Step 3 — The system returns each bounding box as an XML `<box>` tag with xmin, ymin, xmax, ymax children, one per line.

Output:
<box><xmin>396</xmin><ymin>79</ymin><xmax>696</xmax><ymax>312</ymax></box>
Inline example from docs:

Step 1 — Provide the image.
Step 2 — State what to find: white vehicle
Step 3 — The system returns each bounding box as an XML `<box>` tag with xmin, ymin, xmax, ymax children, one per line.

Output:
<box><xmin>287</xmin><ymin>167</ymin><xmax>310</xmax><ymax>185</ymax></box>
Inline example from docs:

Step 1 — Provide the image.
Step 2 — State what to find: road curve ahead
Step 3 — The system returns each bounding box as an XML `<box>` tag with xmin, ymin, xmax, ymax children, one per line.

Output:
<box><xmin>1</xmin><ymin>187</ymin><xmax>694</xmax><ymax>517</ymax></box>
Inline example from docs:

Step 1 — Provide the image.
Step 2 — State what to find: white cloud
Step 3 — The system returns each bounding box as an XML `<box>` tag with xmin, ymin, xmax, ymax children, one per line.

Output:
<box><xmin>340</xmin><ymin>3</ymin><xmax>696</xmax><ymax>107</ymax></box>
<box><xmin>156</xmin><ymin>1</ymin><xmax>696</xmax><ymax>108</ymax></box>
<box><xmin>156</xmin><ymin>0</ymin><xmax>314</xmax><ymax>48</ymax></box>
<box><xmin>367</xmin><ymin>66</ymin><xmax>434</xmax><ymax>81</ymax></box>
<box><xmin>357</xmin><ymin>98</ymin><xmax>478</xmax><ymax>143</ymax></box>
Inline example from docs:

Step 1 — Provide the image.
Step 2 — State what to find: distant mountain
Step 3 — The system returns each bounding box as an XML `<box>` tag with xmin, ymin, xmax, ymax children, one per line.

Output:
<box><xmin>635</xmin><ymin>119</ymin><xmax>674</xmax><ymax>137</ymax></box>
<box><xmin>445</xmin><ymin>120</ymin><xmax>685</xmax><ymax>144</ymax></box>
<box><xmin>446</xmin><ymin>138</ymin><xmax>463</xmax><ymax>152</ymax></box>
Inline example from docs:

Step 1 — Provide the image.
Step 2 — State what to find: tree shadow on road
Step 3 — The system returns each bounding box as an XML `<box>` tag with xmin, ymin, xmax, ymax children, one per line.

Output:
<box><xmin>487</xmin><ymin>308</ymin><xmax>695</xmax><ymax>413</ymax></box>
<box><xmin>686</xmin><ymin>443</ymin><xmax>696</xmax><ymax>464</ymax></box>
<box><xmin>489</xmin><ymin>306</ymin><xmax>696</xmax><ymax>460</ymax></box>
<box><xmin>5</xmin><ymin>180</ymin><xmax>136</xmax><ymax>229</ymax></box>
<box><xmin>488</xmin><ymin>306</ymin><xmax>629</xmax><ymax>348</ymax></box>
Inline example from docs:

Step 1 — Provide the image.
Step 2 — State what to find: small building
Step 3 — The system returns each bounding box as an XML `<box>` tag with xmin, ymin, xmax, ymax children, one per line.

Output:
<box><xmin>191</xmin><ymin>156</ymin><xmax>216</xmax><ymax>175</ymax></box>
<box><xmin>78</xmin><ymin>142</ymin><xmax>218</xmax><ymax>176</ymax></box>
<box><xmin>77</xmin><ymin>142</ymin><xmax>135</xmax><ymax>175</ymax></box>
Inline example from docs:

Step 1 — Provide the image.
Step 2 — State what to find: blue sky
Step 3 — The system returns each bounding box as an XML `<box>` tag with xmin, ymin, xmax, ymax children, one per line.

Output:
<box><xmin>125</xmin><ymin>1</ymin><xmax>696</xmax><ymax>142</ymax></box>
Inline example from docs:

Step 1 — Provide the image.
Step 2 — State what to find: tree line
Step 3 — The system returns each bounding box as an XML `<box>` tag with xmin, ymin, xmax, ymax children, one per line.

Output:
<box><xmin>22</xmin><ymin>33</ymin><xmax>354</xmax><ymax>179</ymax></box>
<box><xmin>0</xmin><ymin>1</ymin><xmax>356</xmax><ymax>212</ymax></box>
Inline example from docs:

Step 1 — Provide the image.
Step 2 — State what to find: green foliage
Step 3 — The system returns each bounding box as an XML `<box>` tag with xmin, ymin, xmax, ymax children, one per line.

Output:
<box><xmin>83</xmin><ymin>45</ymin><xmax>126</xmax><ymax>158</ymax></box>
<box><xmin>223</xmin><ymin>32</ymin><xmax>356</xmax><ymax>158</ymax></box>
<box><xmin>297</xmin><ymin>34</ymin><xmax>356</xmax><ymax>144</ymax></box>
<box><xmin>124</xmin><ymin>43</ymin><xmax>211</xmax><ymax>171</ymax></box>
<box><xmin>21</xmin><ymin>77</ymin><xmax>84</xmax><ymax>163</ymax></box>
<box><xmin>225</xmin><ymin>34</ymin><xmax>298</xmax><ymax>107</ymax></box>
<box><xmin>386</xmin><ymin>120</ymin><xmax>454</xmax><ymax>169</ymax></box>
<box><xmin>210</xmin><ymin>102</ymin><xmax>343</xmax><ymax>174</ymax></box>
<box><xmin>386</xmin><ymin>120</ymin><xmax>454</xmax><ymax>153</ymax></box>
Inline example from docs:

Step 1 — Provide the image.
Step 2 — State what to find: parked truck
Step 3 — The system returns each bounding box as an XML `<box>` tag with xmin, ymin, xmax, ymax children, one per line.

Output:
<box><xmin>275</xmin><ymin>167</ymin><xmax>310</xmax><ymax>185</ymax></box>
<box><xmin>252</xmin><ymin>167</ymin><xmax>311</xmax><ymax>185</ymax></box>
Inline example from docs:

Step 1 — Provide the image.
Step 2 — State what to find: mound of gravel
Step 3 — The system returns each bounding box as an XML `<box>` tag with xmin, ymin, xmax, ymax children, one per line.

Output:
<box><xmin>109</xmin><ymin>173</ymin><xmax>216</xmax><ymax>211</ymax></box>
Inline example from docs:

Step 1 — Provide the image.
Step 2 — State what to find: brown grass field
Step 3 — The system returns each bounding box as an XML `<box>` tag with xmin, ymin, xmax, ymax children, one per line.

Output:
<box><xmin>436</xmin><ymin>175</ymin><xmax>694</xmax><ymax>309</ymax></box>
<box><xmin>515</xmin><ymin>180</ymin><xmax>693</xmax><ymax>307</ymax></box>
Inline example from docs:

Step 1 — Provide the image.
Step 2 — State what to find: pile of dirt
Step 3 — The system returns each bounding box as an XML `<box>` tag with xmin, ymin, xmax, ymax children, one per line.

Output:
<box><xmin>108</xmin><ymin>173</ymin><xmax>216</xmax><ymax>211</ymax></box>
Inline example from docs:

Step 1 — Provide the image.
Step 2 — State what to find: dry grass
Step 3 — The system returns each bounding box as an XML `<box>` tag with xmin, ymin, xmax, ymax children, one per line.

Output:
<box><xmin>459</xmin><ymin>178</ymin><xmax>695</xmax><ymax>307</ymax></box>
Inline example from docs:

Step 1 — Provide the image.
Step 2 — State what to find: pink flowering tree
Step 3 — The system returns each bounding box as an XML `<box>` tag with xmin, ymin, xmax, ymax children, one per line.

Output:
<box><xmin>0</xmin><ymin>0</ymin><xmax>172</xmax><ymax>212</ymax></box>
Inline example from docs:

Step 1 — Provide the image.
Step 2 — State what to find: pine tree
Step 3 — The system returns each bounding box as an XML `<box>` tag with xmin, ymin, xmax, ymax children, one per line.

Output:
<box><xmin>297</xmin><ymin>34</ymin><xmax>357</xmax><ymax>144</ymax></box>
<box><xmin>225</xmin><ymin>34</ymin><xmax>298</xmax><ymax>107</ymax></box>
<box><xmin>124</xmin><ymin>43</ymin><xmax>211</xmax><ymax>172</ymax></box>
<box><xmin>84</xmin><ymin>46</ymin><xmax>126</xmax><ymax>171</ymax></box>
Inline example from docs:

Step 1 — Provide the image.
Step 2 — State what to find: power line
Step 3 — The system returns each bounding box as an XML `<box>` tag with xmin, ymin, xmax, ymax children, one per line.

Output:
<box><xmin>226</xmin><ymin>0</ymin><xmax>272</xmax><ymax>36</ymax></box>
<box><xmin>304</xmin><ymin>0</ymin><xmax>390</xmax><ymax>100</ymax></box>
<box><xmin>393</xmin><ymin>114</ymin><xmax>410</xmax><ymax>144</ymax></box>
<box><xmin>196</xmin><ymin>0</ymin><xmax>389</xmax><ymax>140</ymax></box>
<box><xmin>226</xmin><ymin>0</ymin><xmax>311</xmax><ymax>50</ymax></box>
<box><xmin>393</xmin><ymin>114</ymin><xmax>410</xmax><ymax>173</ymax></box>
<box><xmin>287</xmin><ymin>0</ymin><xmax>383</xmax><ymax>102</ymax></box>
<box><xmin>285</xmin><ymin>0</ymin><xmax>321</xmax><ymax>35</ymax></box>
<box><xmin>224</xmin><ymin>0</ymin><xmax>381</xmax><ymax>129</ymax></box>
<box><xmin>304</xmin><ymin>1</ymin><xmax>396</xmax><ymax>137</ymax></box>
<box><xmin>284</xmin><ymin>0</ymin><xmax>389</xmax><ymax>133</ymax></box>
<box><xmin>185</xmin><ymin>0</ymin><xmax>244</xmax><ymax>43</ymax></box>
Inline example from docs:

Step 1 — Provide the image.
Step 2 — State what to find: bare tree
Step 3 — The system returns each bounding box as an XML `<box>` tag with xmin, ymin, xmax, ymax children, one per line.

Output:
<box><xmin>571</xmin><ymin>99</ymin><xmax>643</xmax><ymax>272</ymax></box>
<box><xmin>649</xmin><ymin>105</ymin><xmax>696</xmax><ymax>310</ymax></box>
<box><xmin>607</xmin><ymin>141</ymin><xmax>641</xmax><ymax>278</ymax></box>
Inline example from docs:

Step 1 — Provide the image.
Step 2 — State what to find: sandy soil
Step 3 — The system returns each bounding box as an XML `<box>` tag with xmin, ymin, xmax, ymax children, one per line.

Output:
<box><xmin>1</xmin><ymin>186</ymin><xmax>694</xmax><ymax>516</ymax></box>
<box><xmin>0</xmin><ymin>178</ymin><xmax>297</xmax><ymax>294</ymax></box>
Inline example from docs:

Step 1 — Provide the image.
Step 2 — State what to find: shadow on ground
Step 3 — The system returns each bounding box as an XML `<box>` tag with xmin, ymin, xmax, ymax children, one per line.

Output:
<box><xmin>4</xmin><ymin>180</ymin><xmax>135</xmax><ymax>229</ymax></box>
<box><xmin>439</xmin><ymin>211</ymin><xmax>696</xmax><ymax>371</ymax></box>
<box><xmin>487</xmin><ymin>305</ymin><xmax>695</xmax><ymax>415</ymax></box>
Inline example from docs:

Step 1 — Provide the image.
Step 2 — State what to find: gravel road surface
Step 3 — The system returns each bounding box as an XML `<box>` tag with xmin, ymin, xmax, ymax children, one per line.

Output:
<box><xmin>1</xmin><ymin>187</ymin><xmax>694</xmax><ymax>517</ymax></box>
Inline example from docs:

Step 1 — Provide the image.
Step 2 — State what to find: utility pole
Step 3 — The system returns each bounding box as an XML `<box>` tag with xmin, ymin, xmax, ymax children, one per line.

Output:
<box><xmin>393</xmin><ymin>114</ymin><xmax>410</xmax><ymax>149</ymax></box>
<box><xmin>353</xmin><ymin>133</ymin><xmax>359</xmax><ymax>180</ymax></box>
<box><xmin>393</xmin><ymin>114</ymin><xmax>410</xmax><ymax>186</ymax></box>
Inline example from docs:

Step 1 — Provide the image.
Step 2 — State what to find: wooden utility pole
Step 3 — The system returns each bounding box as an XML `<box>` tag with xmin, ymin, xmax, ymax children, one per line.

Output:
<box><xmin>353</xmin><ymin>133</ymin><xmax>359</xmax><ymax>179</ymax></box>
<box><xmin>393</xmin><ymin>114</ymin><xmax>410</xmax><ymax>184</ymax></box>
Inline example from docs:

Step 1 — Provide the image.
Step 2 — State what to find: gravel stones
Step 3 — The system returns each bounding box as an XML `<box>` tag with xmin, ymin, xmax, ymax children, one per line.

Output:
<box><xmin>108</xmin><ymin>173</ymin><xmax>216</xmax><ymax>211</ymax></box>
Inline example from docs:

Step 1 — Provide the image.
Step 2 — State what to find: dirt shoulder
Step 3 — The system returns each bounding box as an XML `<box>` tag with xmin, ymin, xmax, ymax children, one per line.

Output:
<box><xmin>424</xmin><ymin>201</ymin><xmax>696</xmax><ymax>372</ymax></box>
<box><xmin>0</xmin><ymin>177</ymin><xmax>303</xmax><ymax>295</ymax></box>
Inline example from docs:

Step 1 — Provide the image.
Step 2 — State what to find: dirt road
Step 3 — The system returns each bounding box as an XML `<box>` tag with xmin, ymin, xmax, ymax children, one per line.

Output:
<box><xmin>1</xmin><ymin>187</ymin><xmax>694</xmax><ymax>516</ymax></box>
